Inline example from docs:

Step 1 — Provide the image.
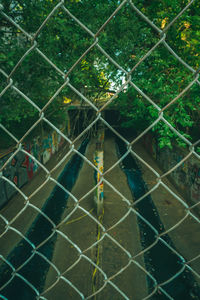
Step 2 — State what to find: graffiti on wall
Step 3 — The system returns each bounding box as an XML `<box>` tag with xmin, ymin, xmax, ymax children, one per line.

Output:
<box><xmin>0</xmin><ymin>129</ymin><xmax>65</xmax><ymax>208</ymax></box>
<box><xmin>42</xmin><ymin>135</ymin><xmax>53</xmax><ymax>165</ymax></box>
<box><xmin>11</xmin><ymin>154</ymin><xmax>28</xmax><ymax>186</ymax></box>
<box><xmin>143</xmin><ymin>134</ymin><xmax>157</xmax><ymax>159</ymax></box>
<box><xmin>0</xmin><ymin>151</ymin><xmax>29</xmax><ymax>207</ymax></box>
<box><xmin>164</xmin><ymin>153</ymin><xmax>200</xmax><ymax>202</ymax></box>
<box><xmin>143</xmin><ymin>133</ymin><xmax>200</xmax><ymax>204</ymax></box>
<box><xmin>190</xmin><ymin>165</ymin><xmax>200</xmax><ymax>202</ymax></box>
<box><xmin>23</xmin><ymin>143</ymin><xmax>37</xmax><ymax>180</ymax></box>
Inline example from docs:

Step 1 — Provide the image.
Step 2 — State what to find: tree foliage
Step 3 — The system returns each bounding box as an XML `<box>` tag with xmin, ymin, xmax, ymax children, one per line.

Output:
<box><xmin>115</xmin><ymin>0</ymin><xmax>200</xmax><ymax>148</ymax></box>
<box><xmin>0</xmin><ymin>0</ymin><xmax>199</xmax><ymax>148</ymax></box>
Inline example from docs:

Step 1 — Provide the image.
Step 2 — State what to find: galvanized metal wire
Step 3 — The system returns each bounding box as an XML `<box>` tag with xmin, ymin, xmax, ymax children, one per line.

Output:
<box><xmin>0</xmin><ymin>1</ymin><xmax>200</xmax><ymax>299</ymax></box>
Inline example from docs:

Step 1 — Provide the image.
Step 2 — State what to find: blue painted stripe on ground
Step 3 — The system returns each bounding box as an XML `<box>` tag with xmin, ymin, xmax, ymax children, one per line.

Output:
<box><xmin>0</xmin><ymin>139</ymin><xmax>89</xmax><ymax>300</ymax></box>
<box><xmin>116</xmin><ymin>137</ymin><xmax>200</xmax><ymax>300</ymax></box>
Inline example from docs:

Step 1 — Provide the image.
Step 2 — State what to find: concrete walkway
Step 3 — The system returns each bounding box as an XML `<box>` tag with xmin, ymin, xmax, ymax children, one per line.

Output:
<box><xmin>132</xmin><ymin>141</ymin><xmax>200</xmax><ymax>287</ymax></box>
<box><xmin>43</xmin><ymin>139</ymin><xmax>97</xmax><ymax>298</ymax></box>
<box><xmin>1</xmin><ymin>136</ymin><xmax>198</xmax><ymax>299</ymax></box>
<box><xmin>0</xmin><ymin>141</ymin><xmax>78</xmax><ymax>264</ymax></box>
<box><xmin>99</xmin><ymin>137</ymin><xmax>147</xmax><ymax>299</ymax></box>
<box><xmin>43</xmin><ymin>137</ymin><xmax>148</xmax><ymax>299</ymax></box>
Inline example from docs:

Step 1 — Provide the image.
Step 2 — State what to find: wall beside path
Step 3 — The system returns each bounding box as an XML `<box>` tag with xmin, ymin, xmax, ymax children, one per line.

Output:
<box><xmin>0</xmin><ymin>128</ymin><xmax>65</xmax><ymax>209</ymax></box>
<box><xmin>143</xmin><ymin>134</ymin><xmax>200</xmax><ymax>208</ymax></box>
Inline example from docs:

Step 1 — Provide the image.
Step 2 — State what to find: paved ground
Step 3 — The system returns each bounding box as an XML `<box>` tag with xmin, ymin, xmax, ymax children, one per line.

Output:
<box><xmin>99</xmin><ymin>137</ymin><xmax>147</xmax><ymax>299</ymax></box>
<box><xmin>0</xmin><ymin>141</ymin><xmax>77</xmax><ymax>260</ymax></box>
<box><xmin>43</xmin><ymin>137</ymin><xmax>147</xmax><ymax>299</ymax></box>
<box><xmin>43</xmin><ymin>139</ymin><xmax>97</xmax><ymax>299</ymax></box>
<box><xmin>132</xmin><ymin>141</ymin><xmax>200</xmax><ymax>286</ymax></box>
<box><xmin>0</xmin><ymin>136</ymin><xmax>199</xmax><ymax>299</ymax></box>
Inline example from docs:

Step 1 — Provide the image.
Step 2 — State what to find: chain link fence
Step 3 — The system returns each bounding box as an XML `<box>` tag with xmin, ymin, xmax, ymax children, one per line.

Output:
<box><xmin>0</xmin><ymin>0</ymin><xmax>200</xmax><ymax>299</ymax></box>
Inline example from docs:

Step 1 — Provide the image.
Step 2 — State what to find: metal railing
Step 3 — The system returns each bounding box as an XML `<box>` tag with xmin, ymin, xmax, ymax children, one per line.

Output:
<box><xmin>0</xmin><ymin>1</ymin><xmax>200</xmax><ymax>299</ymax></box>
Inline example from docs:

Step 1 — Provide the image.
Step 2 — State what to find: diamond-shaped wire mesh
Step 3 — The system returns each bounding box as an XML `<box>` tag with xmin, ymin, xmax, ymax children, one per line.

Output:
<box><xmin>0</xmin><ymin>1</ymin><xmax>200</xmax><ymax>299</ymax></box>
